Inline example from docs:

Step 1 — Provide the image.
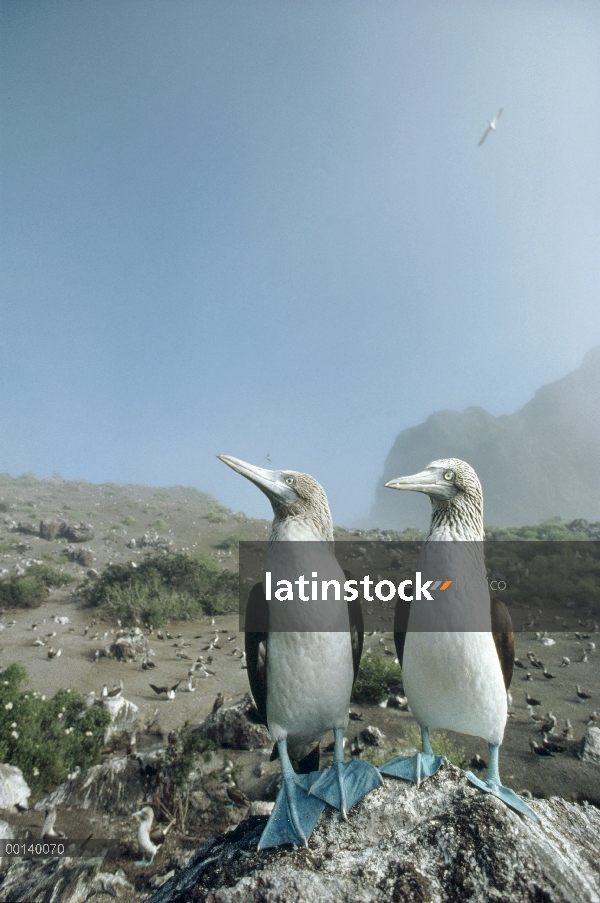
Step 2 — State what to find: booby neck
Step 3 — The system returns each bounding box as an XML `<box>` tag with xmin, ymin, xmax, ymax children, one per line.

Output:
<box><xmin>428</xmin><ymin>489</ymin><xmax>484</xmax><ymax>542</ymax></box>
<box><xmin>270</xmin><ymin>512</ymin><xmax>333</xmax><ymax>545</ymax></box>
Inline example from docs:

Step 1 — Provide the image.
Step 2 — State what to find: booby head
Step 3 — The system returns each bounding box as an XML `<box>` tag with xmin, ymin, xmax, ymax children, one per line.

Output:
<box><xmin>132</xmin><ymin>805</ymin><xmax>154</xmax><ymax>827</ymax></box>
<box><xmin>385</xmin><ymin>458</ymin><xmax>483</xmax><ymax>540</ymax></box>
<box><xmin>218</xmin><ymin>455</ymin><xmax>333</xmax><ymax>541</ymax></box>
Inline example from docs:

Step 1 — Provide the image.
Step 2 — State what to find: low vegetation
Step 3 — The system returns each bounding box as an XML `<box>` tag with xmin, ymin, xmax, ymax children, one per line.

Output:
<box><xmin>0</xmin><ymin>563</ymin><xmax>73</xmax><ymax>608</ymax></box>
<box><xmin>0</xmin><ymin>663</ymin><xmax>110</xmax><ymax>793</ymax></box>
<box><xmin>82</xmin><ymin>551</ymin><xmax>239</xmax><ymax>626</ymax></box>
<box><xmin>485</xmin><ymin>516</ymin><xmax>600</xmax><ymax>541</ymax></box>
<box><xmin>402</xmin><ymin>725</ymin><xmax>469</xmax><ymax>769</ymax></box>
<box><xmin>215</xmin><ymin>534</ymin><xmax>243</xmax><ymax>551</ymax></box>
<box><xmin>351</xmin><ymin>651</ymin><xmax>402</xmax><ymax>705</ymax></box>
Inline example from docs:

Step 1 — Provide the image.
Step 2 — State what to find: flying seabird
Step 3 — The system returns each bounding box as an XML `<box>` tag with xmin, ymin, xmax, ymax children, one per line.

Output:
<box><xmin>478</xmin><ymin>108</ymin><xmax>503</xmax><ymax>146</ymax></box>
<box><xmin>379</xmin><ymin>458</ymin><xmax>539</xmax><ymax>822</ymax></box>
<box><xmin>218</xmin><ymin>454</ymin><xmax>382</xmax><ymax>849</ymax></box>
<box><xmin>132</xmin><ymin>806</ymin><xmax>160</xmax><ymax>866</ymax></box>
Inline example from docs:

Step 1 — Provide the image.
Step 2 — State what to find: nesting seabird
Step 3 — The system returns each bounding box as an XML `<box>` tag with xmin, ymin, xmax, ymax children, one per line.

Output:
<box><xmin>218</xmin><ymin>454</ymin><xmax>382</xmax><ymax>849</ymax></box>
<box><xmin>132</xmin><ymin>806</ymin><xmax>159</xmax><ymax>865</ymax></box>
<box><xmin>40</xmin><ymin>805</ymin><xmax>66</xmax><ymax>841</ymax></box>
<box><xmin>379</xmin><ymin>458</ymin><xmax>539</xmax><ymax>822</ymax></box>
<box><xmin>149</xmin><ymin>681</ymin><xmax>180</xmax><ymax>699</ymax></box>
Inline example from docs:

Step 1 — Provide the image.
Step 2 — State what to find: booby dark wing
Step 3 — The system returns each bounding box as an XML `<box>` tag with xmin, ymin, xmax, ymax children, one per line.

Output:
<box><xmin>344</xmin><ymin>569</ymin><xmax>364</xmax><ymax>684</ymax></box>
<box><xmin>245</xmin><ymin>580</ymin><xmax>319</xmax><ymax>774</ymax></box>
<box><xmin>244</xmin><ymin>582</ymin><xmax>269</xmax><ymax>726</ymax></box>
<box><xmin>393</xmin><ymin>596</ymin><xmax>410</xmax><ymax>667</ymax></box>
<box><xmin>491</xmin><ymin>596</ymin><xmax>514</xmax><ymax>690</ymax></box>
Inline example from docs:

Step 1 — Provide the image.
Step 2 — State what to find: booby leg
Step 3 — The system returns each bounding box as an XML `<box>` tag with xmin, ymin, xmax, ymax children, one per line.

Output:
<box><xmin>379</xmin><ymin>726</ymin><xmax>447</xmax><ymax>786</ymax></box>
<box><xmin>258</xmin><ymin>740</ymin><xmax>326</xmax><ymax>851</ymax></box>
<box><xmin>465</xmin><ymin>744</ymin><xmax>540</xmax><ymax>823</ymax></box>
<box><xmin>135</xmin><ymin>853</ymin><xmax>150</xmax><ymax>866</ymax></box>
<box><xmin>308</xmin><ymin>728</ymin><xmax>383</xmax><ymax>817</ymax></box>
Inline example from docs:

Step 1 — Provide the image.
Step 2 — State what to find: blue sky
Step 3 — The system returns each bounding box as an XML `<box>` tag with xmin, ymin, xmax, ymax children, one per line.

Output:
<box><xmin>1</xmin><ymin>1</ymin><xmax>599</xmax><ymax>525</ymax></box>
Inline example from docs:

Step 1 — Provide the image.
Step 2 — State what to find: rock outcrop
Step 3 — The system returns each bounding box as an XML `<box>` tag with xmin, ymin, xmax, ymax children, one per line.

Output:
<box><xmin>371</xmin><ymin>346</ymin><xmax>600</xmax><ymax>529</ymax></box>
<box><xmin>39</xmin><ymin>755</ymin><xmax>149</xmax><ymax>816</ymax></box>
<box><xmin>197</xmin><ymin>694</ymin><xmax>271</xmax><ymax>751</ymax></box>
<box><xmin>580</xmin><ymin>726</ymin><xmax>600</xmax><ymax>766</ymax></box>
<box><xmin>145</xmin><ymin>766</ymin><xmax>600</xmax><ymax>903</ymax></box>
<box><xmin>0</xmin><ymin>764</ymin><xmax>30</xmax><ymax>812</ymax></box>
<box><xmin>0</xmin><ymin>857</ymin><xmax>139</xmax><ymax>903</ymax></box>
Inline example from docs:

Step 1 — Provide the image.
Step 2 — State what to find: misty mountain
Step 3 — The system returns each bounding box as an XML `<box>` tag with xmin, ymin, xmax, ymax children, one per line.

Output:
<box><xmin>370</xmin><ymin>346</ymin><xmax>600</xmax><ymax>530</ymax></box>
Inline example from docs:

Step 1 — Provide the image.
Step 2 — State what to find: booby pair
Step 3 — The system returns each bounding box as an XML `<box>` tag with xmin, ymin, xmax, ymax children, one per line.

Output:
<box><xmin>219</xmin><ymin>455</ymin><xmax>382</xmax><ymax>850</ymax></box>
<box><xmin>379</xmin><ymin>458</ymin><xmax>539</xmax><ymax>822</ymax></box>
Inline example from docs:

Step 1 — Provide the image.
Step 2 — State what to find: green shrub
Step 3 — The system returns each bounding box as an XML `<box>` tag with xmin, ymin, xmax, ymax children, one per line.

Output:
<box><xmin>0</xmin><ymin>563</ymin><xmax>73</xmax><ymax>609</ymax></box>
<box><xmin>83</xmin><ymin>552</ymin><xmax>239</xmax><ymax>626</ymax></box>
<box><xmin>0</xmin><ymin>575</ymin><xmax>46</xmax><ymax>608</ymax></box>
<box><xmin>26</xmin><ymin>563</ymin><xmax>73</xmax><ymax>587</ymax></box>
<box><xmin>351</xmin><ymin>651</ymin><xmax>402</xmax><ymax>704</ymax></box>
<box><xmin>0</xmin><ymin>663</ymin><xmax>110</xmax><ymax>792</ymax></box>
<box><xmin>151</xmin><ymin>518</ymin><xmax>168</xmax><ymax>531</ymax></box>
<box><xmin>122</xmin><ymin>516</ymin><xmax>136</xmax><ymax>527</ymax></box>
<box><xmin>403</xmin><ymin>725</ymin><xmax>468</xmax><ymax>768</ymax></box>
<box><xmin>215</xmin><ymin>534</ymin><xmax>242</xmax><ymax>551</ymax></box>
<box><xmin>205</xmin><ymin>512</ymin><xmax>226</xmax><ymax>524</ymax></box>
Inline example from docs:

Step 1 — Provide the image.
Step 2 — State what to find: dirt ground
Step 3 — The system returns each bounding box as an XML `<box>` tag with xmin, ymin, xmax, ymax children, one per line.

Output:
<box><xmin>2</xmin><ymin>590</ymin><xmax>599</xmax><ymax>809</ymax></box>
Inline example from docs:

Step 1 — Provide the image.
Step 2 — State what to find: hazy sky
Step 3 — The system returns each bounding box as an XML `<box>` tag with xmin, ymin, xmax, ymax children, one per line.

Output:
<box><xmin>2</xmin><ymin>1</ymin><xmax>599</xmax><ymax>525</ymax></box>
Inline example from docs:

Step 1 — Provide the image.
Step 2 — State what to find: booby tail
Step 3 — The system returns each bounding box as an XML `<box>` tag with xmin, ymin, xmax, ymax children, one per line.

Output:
<box><xmin>258</xmin><ymin>740</ymin><xmax>325</xmax><ymax>850</ymax></box>
<box><xmin>379</xmin><ymin>726</ymin><xmax>447</xmax><ymax>786</ymax></box>
<box><xmin>308</xmin><ymin>728</ymin><xmax>383</xmax><ymax>818</ymax></box>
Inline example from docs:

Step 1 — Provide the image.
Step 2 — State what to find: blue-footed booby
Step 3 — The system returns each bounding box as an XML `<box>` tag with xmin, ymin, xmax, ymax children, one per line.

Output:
<box><xmin>379</xmin><ymin>458</ymin><xmax>539</xmax><ymax>822</ymax></box>
<box><xmin>132</xmin><ymin>806</ymin><xmax>160</xmax><ymax>865</ymax></box>
<box><xmin>218</xmin><ymin>455</ymin><xmax>382</xmax><ymax>850</ymax></box>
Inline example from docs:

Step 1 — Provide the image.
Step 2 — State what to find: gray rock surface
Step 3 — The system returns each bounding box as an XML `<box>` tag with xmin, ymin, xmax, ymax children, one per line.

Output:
<box><xmin>580</xmin><ymin>726</ymin><xmax>600</xmax><ymax>766</ymax></box>
<box><xmin>0</xmin><ymin>857</ymin><xmax>141</xmax><ymax>903</ymax></box>
<box><xmin>40</xmin><ymin>519</ymin><xmax>67</xmax><ymax>540</ymax></box>
<box><xmin>39</xmin><ymin>756</ymin><xmax>148</xmax><ymax>816</ymax></box>
<box><xmin>197</xmin><ymin>693</ymin><xmax>271</xmax><ymax>751</ymax></box>
<box><xmin>100</xmin><ymin>695</ymin><xmax>140</xmax><ymax>744</ymax></box>
<box><xmin>144</xmin><ymin>766</ymin><xmax>600</xmax><ymax>903</ymax></box>
<box><xmin>109</xmin><ymin>627</ymin><xmax>150</xmax><ymax>662</ymax></box>
<box><xmin>0</xmin><ymin>764</ymin><xmax>30</xmax><ymax>812</ymax></box>
<box><xmin>63</xmin><ymin>522</ymin><xmax>95</xmax><ymax>543</ymax></box>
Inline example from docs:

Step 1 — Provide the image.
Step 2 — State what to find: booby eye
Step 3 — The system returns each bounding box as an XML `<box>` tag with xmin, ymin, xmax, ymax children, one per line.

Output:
<box><xmin>444</xmin><ymin>471</ymin><xmax>454</xmax><ymax>481</ymax></box>
<box><xmin>284</xmin><ymin>476</ymin><xmax>295</xmax><ymax>486</ymax></box>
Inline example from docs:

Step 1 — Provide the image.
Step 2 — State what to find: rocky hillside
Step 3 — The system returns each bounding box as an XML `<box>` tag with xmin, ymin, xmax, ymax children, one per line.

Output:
<box><xmin>371</xmin><ymin>347</ymin><xmax>600</xmax><ymax>530</ymax></box>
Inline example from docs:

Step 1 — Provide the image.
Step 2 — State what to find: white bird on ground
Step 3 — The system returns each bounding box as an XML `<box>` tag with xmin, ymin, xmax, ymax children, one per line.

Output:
<box><xmin>132</xmin><ymin>806</ymin><xmax>160</xmax><ymax>865</ymax></box>
<box><xmin>478</xmin><ymin>108</ymin><xmax>503</xmax><ymax>146</ymax></box>
<box><xmin>40</xmin><ymin>805</ymin><xmax>66</xmax><ymax>841</ymax></box>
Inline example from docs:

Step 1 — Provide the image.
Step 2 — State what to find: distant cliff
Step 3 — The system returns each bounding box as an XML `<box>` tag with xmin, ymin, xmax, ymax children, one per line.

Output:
<box><xmin>370</xmin><ymin>346</ymin><xmax>600</xmax><ymax>530</ymax></box>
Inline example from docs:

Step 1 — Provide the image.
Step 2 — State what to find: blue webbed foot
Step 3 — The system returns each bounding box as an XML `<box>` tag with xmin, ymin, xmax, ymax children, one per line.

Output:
<box><xmin>379</xmin><ymin>751</ymin><xmax>447</xmax><ymax>786</ymax></box>
<box><xmin>135</xmin><ymin>854</ymin><xmax>152</xmax><ymax>866</ymax></box>
<box><xmin>309</xmin><ymin>757</ymin><xmax>383</xmax><ymax>818</ymax></box>
<box><xmin>258</xmin><ymin>770</ymin><xmax>325</xmax><ymax>850</ymax></box>
<box><xmin>379</xmin><ymin>726</ymin><xmax>447</xmax><ymax>787</ymax></box>
<box><xmin>465</xmin><ymin>744</ymin><xmax>540</xmax><ymax>823</ymax></box>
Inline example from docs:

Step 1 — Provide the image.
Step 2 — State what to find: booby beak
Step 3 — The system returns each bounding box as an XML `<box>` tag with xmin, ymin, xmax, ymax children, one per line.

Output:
<box><xmin>385</xmin><ymin>468</ymin><xmax>457</xmax><ymax>501</ymax></box>
<box><xmin>217</xmin><ymin>455</ymin><xmax>299</xmax><ymax>507</ymax></box>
